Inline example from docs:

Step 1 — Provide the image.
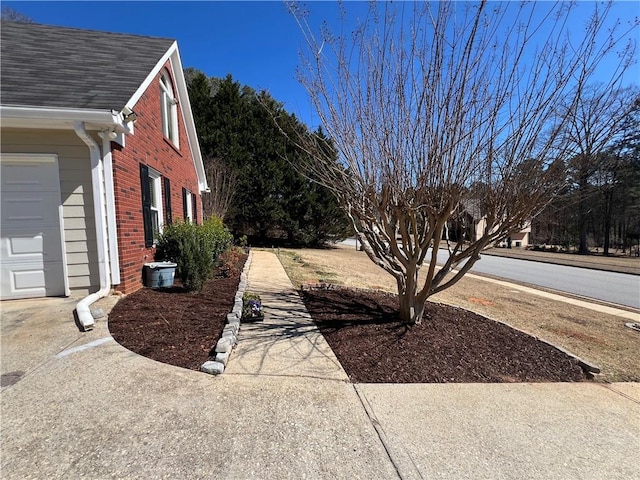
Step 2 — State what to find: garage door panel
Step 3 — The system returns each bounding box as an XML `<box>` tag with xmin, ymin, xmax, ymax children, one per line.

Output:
<box><xmin>1</xmin><ymin>162</ymin><xmax>58</xmax><ymax>191</ymax></box>
<box><xmin>1</xmin><ymin>192</ymin><xmax>64</xmax><ymax>227</ymax></box>
<box><xmin>1</xmin><ymin>231</ymin><xmax>64</xmax><ymax>262</ymax></box>
<box><xmin>8</xmin><ymin>234</ymin><xmax>43</xmax><ymax>256</ymax></box>
<box><xmin>13</xmin><ymin>269</ymin><xmax>45</xmax><ymax>291</ymax></box>
<box><xmin>1</xmin><ymin>155</ymin><xmax>67</xmax><ymax>300</ymax></box>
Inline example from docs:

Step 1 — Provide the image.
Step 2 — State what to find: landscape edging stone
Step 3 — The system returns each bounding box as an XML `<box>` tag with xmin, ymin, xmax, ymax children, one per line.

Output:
<box><xmin>200</xmin><ymin>249</ymin><xmax>253</xmax><ymax>375</ymax></box>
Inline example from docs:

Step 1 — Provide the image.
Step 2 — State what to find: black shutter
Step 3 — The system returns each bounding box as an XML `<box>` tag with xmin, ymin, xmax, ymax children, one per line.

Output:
<box><xmin>163</xmin><ymin>177</ymin><xmax>172</xmax><ymax>225</ymax></box>
<box><xmin>140</xmin><ymin>164</ymin><xmax>153</xmax><ymax>247</ymax></box>
<box><xmin>192</xmin><ymin>193</ymin><xmax>198</xmax><ymax>225</ymax></box>
<box><xmin>182</xmin><ymin>187</ymin><xmax>188</xmax><ymax>221</ymax></box>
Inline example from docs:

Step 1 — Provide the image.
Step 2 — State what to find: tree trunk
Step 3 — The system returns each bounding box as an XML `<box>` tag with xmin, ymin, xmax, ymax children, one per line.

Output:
<box><xmin>603</xmin><ymin>190</ymin><xmax>613</xmax><ymax>256</ymax></box>
<box><xmin>396</xmin><ymin>270</ymin><xmax>425</xmax><ymax>325</ymax></box>
<box><xmin>578</xmin><ymin>174</ymin><xmax>590</xmax><ymax>255</ymax></box>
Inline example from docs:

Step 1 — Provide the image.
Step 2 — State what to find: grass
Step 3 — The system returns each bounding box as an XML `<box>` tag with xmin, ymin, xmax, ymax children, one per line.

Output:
<box><xmin>275</xmin><ymin>244</ymin><xmax>640</xmax><ymax>382</ymax></box>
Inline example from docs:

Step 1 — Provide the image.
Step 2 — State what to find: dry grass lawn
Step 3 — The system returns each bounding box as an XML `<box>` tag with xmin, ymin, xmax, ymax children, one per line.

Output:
<box><xmin>275</xmin><ymin>244</ymin><xmax>640</xmax><ymax>382</ymax></box>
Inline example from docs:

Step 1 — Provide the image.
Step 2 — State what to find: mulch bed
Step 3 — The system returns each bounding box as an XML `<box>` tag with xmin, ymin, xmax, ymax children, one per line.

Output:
<box><xmin>108</xmin><ymin>255</ymin><xmax>587</xmax><ymax>383</ymax></box>
<box><xmin>299</xmin><ymin>287</ymin><xmax>588</xmax><ymax>383</ymax></box>
<box><xmin>108</xmin><ymin>253</ymin><xmax>247</xmax><ymax>371</ymax></box>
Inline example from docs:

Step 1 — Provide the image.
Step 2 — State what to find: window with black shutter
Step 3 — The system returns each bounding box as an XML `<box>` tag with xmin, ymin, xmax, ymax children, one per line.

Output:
<box><xmin>140</xmin><ymin>164</ymin><xmax>153</xmax><ymax>247</ymax></box>
<box><xmin>182</xmin><ymin>187</ymin><xmax>188</xmax><ymax>221</ymax></box>
<box><xmin>192</xmin><ymin>193</ymin><xmax>198</xmax><ymax>224</ymax></box>
<box><xmin>163</xmin><ymin>177</ymin><xmax>172</xmax><ymax>225</ymax></box>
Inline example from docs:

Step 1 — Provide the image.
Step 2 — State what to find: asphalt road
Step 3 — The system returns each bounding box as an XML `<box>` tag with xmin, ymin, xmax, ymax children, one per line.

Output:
<box><xmin>340</xmin><ymin>239</ymin><xmax>640</xmax><ymax>309</ymax></box>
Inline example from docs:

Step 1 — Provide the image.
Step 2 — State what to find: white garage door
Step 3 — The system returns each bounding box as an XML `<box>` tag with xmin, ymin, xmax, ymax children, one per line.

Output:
<box><xmin>1</xmin><ymin>154</ymin><xmax>67</xmax><ymax>299</ymax></box>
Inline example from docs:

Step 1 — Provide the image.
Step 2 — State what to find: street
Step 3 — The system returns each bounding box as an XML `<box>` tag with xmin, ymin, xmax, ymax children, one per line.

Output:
<box><xmin>340</xmin><ymin>239</ymin><xmax>639</xmax><ymax>309</ymax></box>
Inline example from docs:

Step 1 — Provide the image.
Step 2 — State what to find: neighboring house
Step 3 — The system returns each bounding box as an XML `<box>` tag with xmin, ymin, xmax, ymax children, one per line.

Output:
<box><xmin>447</xmin><ymin>199</ymin><xmax>531</xmax><ymax>248</ymax></box>
<box><xmin>0</xmin><ymin>21</ymin><xmax>208</xmax><ymax>329</ymax></box>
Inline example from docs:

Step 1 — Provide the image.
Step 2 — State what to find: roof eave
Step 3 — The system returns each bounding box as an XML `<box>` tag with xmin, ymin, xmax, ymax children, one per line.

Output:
<box><xmin>1</xmin><ymin>105</ymin><xmax>129</xmax><ymax>132</ymax></box>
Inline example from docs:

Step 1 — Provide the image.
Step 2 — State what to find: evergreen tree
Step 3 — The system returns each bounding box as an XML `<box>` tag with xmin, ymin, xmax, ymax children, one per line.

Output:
<box><xmin>186</xmin><ymin>70</ymin><xmax>349</xmax><ymax>245</ymax></box>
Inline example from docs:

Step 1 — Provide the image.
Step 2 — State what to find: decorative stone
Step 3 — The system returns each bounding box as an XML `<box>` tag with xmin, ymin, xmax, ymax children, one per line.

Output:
<box><xmin>200</xmin><ymin>361</ymin><xmax>224</xmax><ymax>375</ymax></box>
<box><xmin>215</xmin><ymin>337</ymin><xmax>233</xmax><ymax>353</ymax></box>
<box><xmin>224</xmin><ymin>324</ymin><xmax>239</xmax><ymax>335</ymax></box>
<box><xmin>227</xmin><ymin>312</ymin><xmax>239</xmax><ymax>322</ymax></box>
<box><xmin>90</xmin><ymin>308</ymin><xmax>106</xmax><ymax>320</ymax></box>
<box><xmin>215</xmin><ymin>351</ymin><xmax>231</xmax><ymax>365</ymax></box>
<box><xmin>221</xmin><ymin>331</ymin><xmax>236</xmax><ymax>345</ymax></box>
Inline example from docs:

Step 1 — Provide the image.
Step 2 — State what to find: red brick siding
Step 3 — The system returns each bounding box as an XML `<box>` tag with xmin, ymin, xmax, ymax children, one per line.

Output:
<box><xmin>111</xmin><ymin>61</ymin><xmax>203</xmax><ymax>294</ymax></box>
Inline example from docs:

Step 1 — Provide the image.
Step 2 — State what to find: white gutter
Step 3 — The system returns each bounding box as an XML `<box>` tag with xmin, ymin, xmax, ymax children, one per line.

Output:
<box><xmin>98</xmin><ymin>131</ymin><xmax>121</xmax><ymax>285</ymax></box>
<box><xmin>74</xmin><ymin>122</ymin><xmax>111</xmax><ymax>331</ymax></box>
<box><xmin>1</xmin><ymin>105</ymin><xmax>123</xmax><ymax>125</ymax></box>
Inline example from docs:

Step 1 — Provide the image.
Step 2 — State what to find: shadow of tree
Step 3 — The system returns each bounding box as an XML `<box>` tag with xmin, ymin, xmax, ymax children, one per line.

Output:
<box><xmin>299</xmin><ymin>288</ymin><xmax>404</xmax><ymax>329</ymax></box>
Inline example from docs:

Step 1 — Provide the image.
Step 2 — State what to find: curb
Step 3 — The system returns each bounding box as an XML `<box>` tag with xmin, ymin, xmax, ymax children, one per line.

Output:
<box><xmin>200</xmin><ymin>250</ymin><xmax>253</xmax><ymax>375</ymax></box>
<box><xmin>481</xmin><ymin>250</ymin><xmax>639</xmax><ymax>276</ymax></box>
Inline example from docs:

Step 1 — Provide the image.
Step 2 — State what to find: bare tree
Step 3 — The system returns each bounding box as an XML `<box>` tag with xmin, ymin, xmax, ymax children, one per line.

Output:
<box><xmin>284</xmin><ymin>1</ymin><xmax>637</xmax><ymax>324</ymax></box>
<box><xmin>202</xmin><ymin>157</ymin><xmax>237</xmax><ymax>220</ymax></box>
<box><xmin>1</xmin><ymin>7</ymin><xmax>34</xmax><ymax>22</ymax></box>
<box><xmin>560</xmin><ymin>85</ymin><xmax>640</xmax><ymax>254</ymax></box>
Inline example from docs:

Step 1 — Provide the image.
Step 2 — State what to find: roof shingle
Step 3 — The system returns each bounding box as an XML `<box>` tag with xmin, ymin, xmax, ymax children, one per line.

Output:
<box><xmin>1</xmin><ymin>21</ymin><xmax>175</xmax><ymax>110</ymax></box>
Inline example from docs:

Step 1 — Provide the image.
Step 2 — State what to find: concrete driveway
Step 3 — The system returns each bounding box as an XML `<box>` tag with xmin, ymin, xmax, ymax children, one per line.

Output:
<box><xmin>1</xmin><ymin>254</ymin><xmax>639</xmax><ymax>479</ymax></box>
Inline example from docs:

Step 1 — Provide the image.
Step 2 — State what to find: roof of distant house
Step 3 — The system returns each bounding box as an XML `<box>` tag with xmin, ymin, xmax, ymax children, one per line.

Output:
<box><xmin>0</xmin><ymin>20</ymin><xmax>175</xmax><ymax>110</ymax></box>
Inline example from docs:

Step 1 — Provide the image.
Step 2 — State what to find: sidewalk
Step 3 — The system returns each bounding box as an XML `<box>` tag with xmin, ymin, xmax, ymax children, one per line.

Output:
<box><xmin>483</xmin><ymin>247</ymin><xmax>640</xmax><ymax>275</ymax></box>
<box><xmin>0</xmin><ymin>251</ymin><xmax>638</xmax><ymax>479</ymax></box>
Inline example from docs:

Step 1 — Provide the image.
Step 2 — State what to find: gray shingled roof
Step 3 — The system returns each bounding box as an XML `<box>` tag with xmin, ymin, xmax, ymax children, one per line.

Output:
<box><xmin>1</xmin><ymin>21</ymin><xmax>175</xmax><ymax>110</ymax></box>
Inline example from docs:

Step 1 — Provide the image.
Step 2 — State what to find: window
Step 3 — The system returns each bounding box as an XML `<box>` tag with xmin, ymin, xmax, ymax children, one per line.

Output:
<box><xmin>140</xmin><ymin>164</ymin><xmax>164</xmax><ymax>247</ymax></box>
<box><xmin>160</xmin><ymin>70</ymin><xmax>179</xmax><ymax>147</ymax></box>
<box><xmin>182</xmin><ymin>187</ymin><xmax>193</xmax><ymax>222</ymax></box>
<box><xmin>163</xmin><ymin>177</ymin><xmax>172</xmax><ymax>226</ymax></box>
<box><xmin>192</xmin><ymin>193</ymin><xmax>198</xmax><ymax>225</ymax></box>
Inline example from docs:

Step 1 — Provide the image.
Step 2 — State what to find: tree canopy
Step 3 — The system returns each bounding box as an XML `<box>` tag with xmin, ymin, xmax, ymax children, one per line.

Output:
<box><xmin>285</xmin><ymin>0</ymin><xmax>638</xmax><ymax>324</ymax></box>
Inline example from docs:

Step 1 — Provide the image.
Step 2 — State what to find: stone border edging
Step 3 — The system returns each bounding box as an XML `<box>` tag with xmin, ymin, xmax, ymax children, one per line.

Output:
<box><xmin>200</xmin><ymin>250</ymin><xmax>253</xmax><ymax>375</ymax></box>
<box><xmin>301</xmin><ymin>283</ymin><xmax>601</xmax><ymax>377</ymax></box>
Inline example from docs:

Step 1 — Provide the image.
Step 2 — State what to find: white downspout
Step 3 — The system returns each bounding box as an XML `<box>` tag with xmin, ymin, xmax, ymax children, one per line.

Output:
<box><xmin>74</xmin><ymin>122</ymin><xmax>110</xmax><ymax>331</ymax></box>
<box><xmin>98</xmin><ymin>130</ymin><xmax>121</xmax><ymax>285</ymax></box>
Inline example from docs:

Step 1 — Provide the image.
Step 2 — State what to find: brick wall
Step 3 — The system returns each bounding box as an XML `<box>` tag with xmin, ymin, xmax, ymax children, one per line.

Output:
<box><xmin>111</xmin><ymin>61</ymin><xmax>203</xmax><ymax>294</ymax></box>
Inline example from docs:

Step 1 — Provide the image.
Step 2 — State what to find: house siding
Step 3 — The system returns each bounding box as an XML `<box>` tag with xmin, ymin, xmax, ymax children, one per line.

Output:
<box><xmin>111</xmin><ymin>61</ymin><xmax>203</xmax><ymax>294</ymax></box>
<box><xmin>0</xmin><ymin>128</ymin><xmax>100</xmax><ymax>295</ymax></box>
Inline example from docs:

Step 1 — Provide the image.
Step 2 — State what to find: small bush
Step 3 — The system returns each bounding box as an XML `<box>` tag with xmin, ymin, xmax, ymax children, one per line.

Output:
<box><xmin>218</xmin><ymin>246</ymin><xmax>243</xmax><ymax>278</ymax></box>
<box><xmin>201</xmin><ymin>216</ymin><xmax>233</xmax><ymax>261</ymax></box>
<box><xmin>155</xmin><ymin>217</ymin><xmax>233</xmax><ymax>292</ymax></box>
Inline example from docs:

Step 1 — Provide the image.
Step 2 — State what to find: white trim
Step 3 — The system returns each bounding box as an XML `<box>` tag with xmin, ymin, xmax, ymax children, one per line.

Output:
<box><xmin>98</xmin><ymin>132</ymin><xmax>121</xmax><ymax>285</ymax></box>
<box><xmin>160</xmin><ymin>71</ymin><xmax>180</xmax><ymax>148</ymax></box>
<box><xmin>74</xmin><ymin>122</ymin><xmax>111</xmax><ymax>331</ymax></box>
<box><xmin>184</xmin><ymin>188</ymin><xmax>193</xmax><ymax>222</ymax></box>
<box><xmin>1</xmin><ymin>105</ymin><xmax>120</xmax><ymax>123</ymax></box>
<box><xmin>169</xmin><ymin>52</ymin><xmax>208</xmax><ymax>193</ymax></box>
<box><xmin>124</xmin><ymin>43</ymin><xmax>208</xmax><ymax>193</ymax></box>
<box><xmin>126</xmin><ymin>42</ymin><xmax>177</xmax><ymax>108</ymax></box>
<box><xmin>147</xmin><ymin>166</ymin><xmax>164</xmax><ymax>240</ymax></box>
<box><xmin>0</xmin><ymin>153</ymin><xmax>70</xmax><ymax>297</ymax></box>
<box><xmin>0</xmin><ymin>153</ymin><xmax>58</xmax><ymax>164</ymax></box>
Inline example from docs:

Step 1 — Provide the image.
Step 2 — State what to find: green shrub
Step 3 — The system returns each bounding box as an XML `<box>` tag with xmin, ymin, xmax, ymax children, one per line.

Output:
<box><xmin>201</xmin><ymin>216</ymin><xmax>233</xmax><ymax>261</ymax></box>
<box><xmin>155</xmin><ymin>217</ymin><xmax>233</xmax><ymax>292</ymax></box>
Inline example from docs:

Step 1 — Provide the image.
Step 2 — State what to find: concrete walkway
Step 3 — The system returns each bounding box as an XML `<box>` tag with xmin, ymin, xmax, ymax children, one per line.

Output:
<box><xmin>1</xmin><ymin>250</ymin><xmax>638</xmax><ymax>479</ymax></box>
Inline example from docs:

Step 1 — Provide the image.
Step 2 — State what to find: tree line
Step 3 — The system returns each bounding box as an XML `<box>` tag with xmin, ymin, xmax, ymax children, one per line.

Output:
<box><xmin>185</xmin><ymin>69</ymin><xmax>350</xmax><ymax>246</ymax></box>
<box><xmin>532</xmin><ymin>89</ymin><xmax>639</xmax><ymax>256</ymax></box>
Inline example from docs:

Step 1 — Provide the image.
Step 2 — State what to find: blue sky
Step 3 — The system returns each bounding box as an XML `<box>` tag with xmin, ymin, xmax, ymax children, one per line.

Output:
<box><xmin>4</xmin><ymin>1</ymin><xmax>639</xmax><ymax>128</ymax></box>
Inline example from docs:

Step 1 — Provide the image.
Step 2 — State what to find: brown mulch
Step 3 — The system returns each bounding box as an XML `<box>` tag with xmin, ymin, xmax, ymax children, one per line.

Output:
<box><xmin>299</xmin><ymin>287</ymin><xmax>588</xmax><ymax>383</ymax></box>
<box><xmin>107</xmin><ymin>253</ymin><xmax>587</xmax><ymax>383</ymax></box>
<box><xmin>108</xmin><ymin>253</ymin><xmax>247</xmax><ymax>371</ymax></box>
